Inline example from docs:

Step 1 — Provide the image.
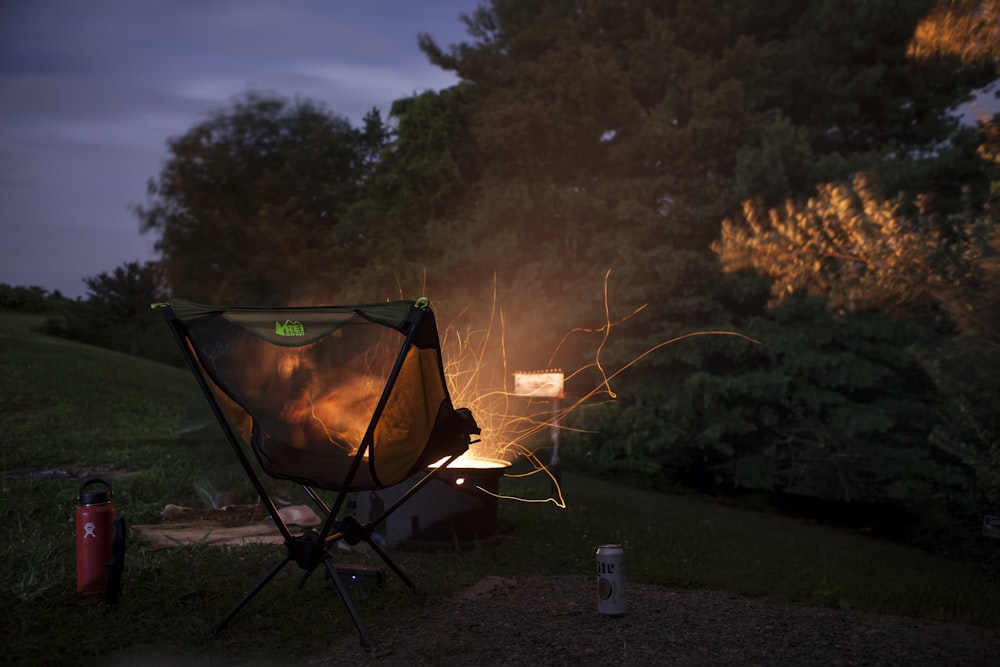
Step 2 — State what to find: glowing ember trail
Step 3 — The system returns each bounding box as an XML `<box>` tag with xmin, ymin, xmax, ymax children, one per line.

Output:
<box><xmin>433</xmin><ymin>270</ymin><xmax>763</xmax><ymax>509</ymax></box>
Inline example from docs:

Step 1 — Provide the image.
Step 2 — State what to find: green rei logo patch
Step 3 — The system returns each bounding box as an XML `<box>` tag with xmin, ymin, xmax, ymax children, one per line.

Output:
<box><xmin>275</xmin><ymin>319</ymin><xmax>305</xmax><ymax>337</ymax></box>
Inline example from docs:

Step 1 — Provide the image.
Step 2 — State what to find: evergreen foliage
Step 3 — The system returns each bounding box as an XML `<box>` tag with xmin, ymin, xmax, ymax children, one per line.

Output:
<box><xmin>566</xmin><ymin>297</ymin><xmax>972</xmax><ymax>512</ymax></box>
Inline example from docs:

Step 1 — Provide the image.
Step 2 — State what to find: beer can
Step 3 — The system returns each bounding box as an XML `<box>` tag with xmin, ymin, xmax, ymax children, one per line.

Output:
<box><xmin>596</xmin><ymin>544</ymin><xmax>626</xmax><ymax>616</ymax></box>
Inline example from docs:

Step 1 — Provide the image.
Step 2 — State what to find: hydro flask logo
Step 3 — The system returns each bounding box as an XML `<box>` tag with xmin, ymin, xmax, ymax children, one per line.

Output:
<box><xmin>83</xmin><ymin>521</ymin><xmax>97</xmax><ymax>539</ymax></box>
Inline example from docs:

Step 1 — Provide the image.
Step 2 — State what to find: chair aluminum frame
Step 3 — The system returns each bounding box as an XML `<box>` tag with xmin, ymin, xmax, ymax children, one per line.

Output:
<box><xmin>159</xmin><ymin>298</ymin><xmax>478</xmax><ymax>648</ymax></box>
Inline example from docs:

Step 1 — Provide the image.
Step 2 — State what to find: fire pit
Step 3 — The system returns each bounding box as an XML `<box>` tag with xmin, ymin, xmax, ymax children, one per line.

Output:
<box><xmin>358</xmin><ymin>458</ymin><xmax>510</xmax><ymax>549</ymax></box>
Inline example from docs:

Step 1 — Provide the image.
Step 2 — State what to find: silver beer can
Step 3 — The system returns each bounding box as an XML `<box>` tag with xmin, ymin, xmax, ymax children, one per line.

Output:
<box><xmin>596</xmin><ymin>544</ymin><xmax>626</xmax><ymax>616</ymax></box>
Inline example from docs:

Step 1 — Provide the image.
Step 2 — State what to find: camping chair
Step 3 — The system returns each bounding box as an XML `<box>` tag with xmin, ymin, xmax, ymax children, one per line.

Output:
<box><xmin>158</xmin><ymin>297</ymin><xmax>479</xmax><ymax>647</ymax></box>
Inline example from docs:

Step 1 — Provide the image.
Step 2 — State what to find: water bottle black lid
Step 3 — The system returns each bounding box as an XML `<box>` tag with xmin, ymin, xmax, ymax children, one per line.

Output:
<box><xmin>78</xmin><ymin>478</ymin><xmax>112</xmax><ymax>506</ymax></box>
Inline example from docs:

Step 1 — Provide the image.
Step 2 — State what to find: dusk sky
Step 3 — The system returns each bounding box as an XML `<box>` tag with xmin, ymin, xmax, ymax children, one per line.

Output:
<box><xmin>0</xmin><ymin>0</ymin><xmax>480</xmax><ymax>298</ymax></box>
<box><xmin>3</xmin><ymin>2</ymin><xmax>997</xmax><ymax>300</ymax></box>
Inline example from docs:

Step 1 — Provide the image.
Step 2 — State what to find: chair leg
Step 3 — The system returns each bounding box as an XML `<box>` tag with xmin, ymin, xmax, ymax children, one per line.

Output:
<box><xmin>327</xmin><ymin>515</ymin><xmax>416</xmax><ymax>592</ymax></box>
<box><xmin>362</xmin><ymin>534</ymin><xmax>415</xmax><ymax>592</ymax></box>
<box><xmin>322</xmin><ymin>557</ymin><xmax>375</xmax><ymax>649</ymax></box>
<box><xmin>212</xmin><ymin>553</ymin><xmax>293</xmax><ymax>634</ymax></box>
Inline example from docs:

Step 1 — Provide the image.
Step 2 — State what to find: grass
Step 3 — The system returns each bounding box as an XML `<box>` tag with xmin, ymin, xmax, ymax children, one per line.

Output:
<box><xmin>2</xmin><ymin>311</ymin><xmax>999</xmax><ymax>665</ymax></box>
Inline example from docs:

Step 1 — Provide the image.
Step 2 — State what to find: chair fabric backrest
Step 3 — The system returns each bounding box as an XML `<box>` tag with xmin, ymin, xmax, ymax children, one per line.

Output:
<box><xmin>166</xmin><ymin>299</ymin><xmax>470</xmax><ymax>491</ymax></box>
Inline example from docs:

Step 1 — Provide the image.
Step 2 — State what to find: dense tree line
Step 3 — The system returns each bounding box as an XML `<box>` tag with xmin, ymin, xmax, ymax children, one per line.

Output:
<box><xmin>0</xmin><ymin>284</ymin><xmax>67</xmax><ymax>312</ymax></box>
<box><xmin>38</xmin><ymin>261</ymin><xmax>179</xmax><ymax>364</ymax></box>
<box><xmin>40</xmin><ymin>0</ymin><xmax>1000</xmax><ymax>548</ymax></box>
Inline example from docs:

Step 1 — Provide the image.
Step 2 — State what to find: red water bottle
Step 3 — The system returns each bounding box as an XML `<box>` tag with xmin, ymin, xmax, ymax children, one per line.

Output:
<box><xmin>76</xmin><ymin>478</ymin><xmax>115</xmax><ymax>599</ymax></box>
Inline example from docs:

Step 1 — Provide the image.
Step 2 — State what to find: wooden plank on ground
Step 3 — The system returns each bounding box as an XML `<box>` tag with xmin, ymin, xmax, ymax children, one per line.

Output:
<box><xmin>132</xmin><ymin>503</ymin><xmax>321</xmax><ymax>548</ymax></box>
<box><xmin>131</xmin><ymin>522</ymin><xmax>285</xmax><ymax>548</ymax></box>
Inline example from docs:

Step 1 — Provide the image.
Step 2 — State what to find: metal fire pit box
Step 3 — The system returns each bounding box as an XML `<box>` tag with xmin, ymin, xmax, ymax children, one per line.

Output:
<box><xmin>358</xmin><ymin>460</ymin><xmax>509</xmax><ymax>549</ymax></box>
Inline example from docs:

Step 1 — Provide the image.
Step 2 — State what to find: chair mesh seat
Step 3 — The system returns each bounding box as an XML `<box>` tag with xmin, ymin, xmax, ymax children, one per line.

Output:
<box><xmin>173</xmin><ymin>300</ymin><xmax>465</xmax><ymax>489</ymax></box>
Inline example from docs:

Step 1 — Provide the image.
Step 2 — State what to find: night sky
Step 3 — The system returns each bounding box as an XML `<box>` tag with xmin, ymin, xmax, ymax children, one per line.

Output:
<box><xmin>0</xmin><ymin>0</ymin><xmax>480</xmax><ymax>298</ymax></box>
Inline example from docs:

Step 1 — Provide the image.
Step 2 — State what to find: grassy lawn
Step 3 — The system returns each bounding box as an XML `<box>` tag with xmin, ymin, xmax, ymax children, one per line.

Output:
<box><xmin>2</xmin><ymin>312</ymin><xmax>998</xmax><ymax>665</ymax></box>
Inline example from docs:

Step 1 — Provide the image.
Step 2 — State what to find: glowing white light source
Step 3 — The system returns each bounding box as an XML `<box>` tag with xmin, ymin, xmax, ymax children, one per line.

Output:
<box><xmin>513</xmin><ymin>370</ymin><xmax>564</xmax><ymax>399</ymax></box>
<box><xmin>429</xmin><ymin>454</ymin><xmax>510</xmax><ymax>469</ymax></box>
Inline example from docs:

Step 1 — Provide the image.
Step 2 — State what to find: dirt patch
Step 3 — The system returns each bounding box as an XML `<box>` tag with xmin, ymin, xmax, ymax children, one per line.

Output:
<box><xmin>314</xmin><ymin>575</ymin><xmax>1000</xmax><ymax>666</ymax></box>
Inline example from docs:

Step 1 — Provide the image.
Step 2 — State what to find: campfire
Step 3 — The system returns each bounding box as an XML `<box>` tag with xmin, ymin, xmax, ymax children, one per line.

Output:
<box><xmin>359</xmin><ymin>456</ymin><xmax>512</xmax><ymax>549</ymax></box>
